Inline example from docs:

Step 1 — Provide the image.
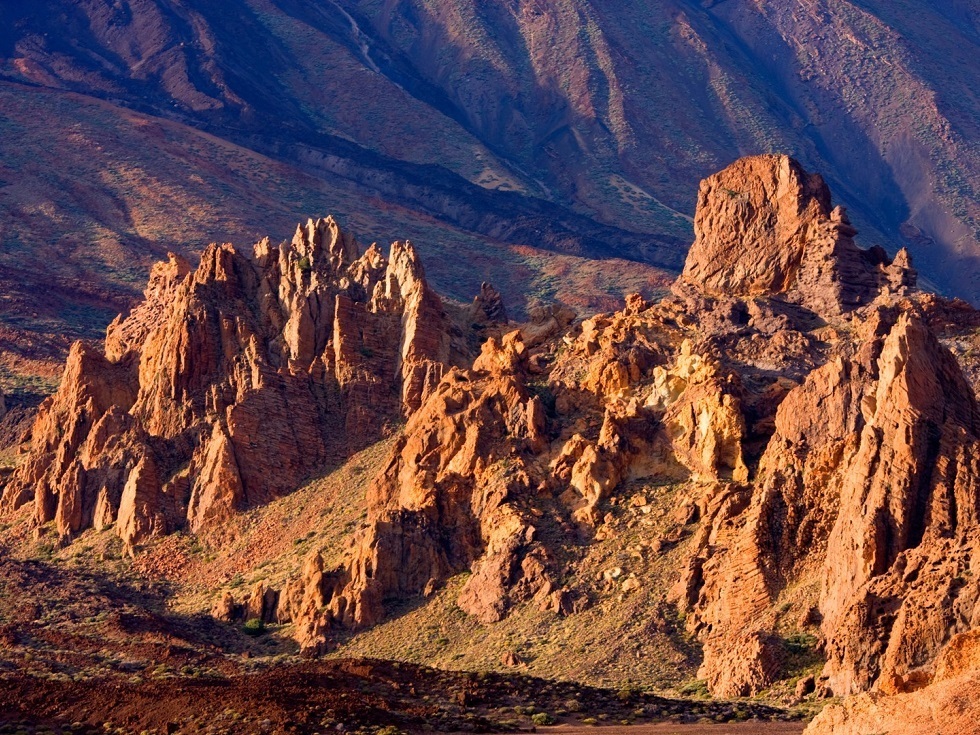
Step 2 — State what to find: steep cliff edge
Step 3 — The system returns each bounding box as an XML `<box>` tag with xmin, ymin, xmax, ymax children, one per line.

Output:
<box><xmin>1</xmin><ymin>218</ymin><xmax>456</xmax><ymax>553</ymax></box>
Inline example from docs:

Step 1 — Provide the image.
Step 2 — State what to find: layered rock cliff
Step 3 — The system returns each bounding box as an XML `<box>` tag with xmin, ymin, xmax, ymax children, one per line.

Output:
<box><xmin>1</xmin><ymin>218</ymin><xmax>455</xmax><ymax>552</ymax></box>
<box><xmin>805</xmin><ymin>630</ymin><xmax>980</xmax><ymax>734</ymax></box>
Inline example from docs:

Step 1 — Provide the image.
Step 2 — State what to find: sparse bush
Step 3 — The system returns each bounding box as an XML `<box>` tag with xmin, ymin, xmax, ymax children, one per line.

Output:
<box><xmin>617</xmin><ymin>685</ymin><xmax>639</xmax><ymax>701</ymax></box>
<box><xmin>678</xmin><ymin>679</ymin><xmax>709</xmax><ymax>698</ymax></box>
<box><xmin>298</xmin><ymin>256</ymin><xmax>312</xmax><ymax>272</ymax></box>
<box><xmin>784</xmin><ymin>632</ymin><xmax>818</xmax><ymax>653</ymax></box>
<box><xmin>531</xmin><ymin>712</ymin><xmax>557</xmax><ymax>726</ymax></box>
<box><xmin>243</xmin><ymin>618</ymin><xmax>265</xmax><ymax>636</ymax></box>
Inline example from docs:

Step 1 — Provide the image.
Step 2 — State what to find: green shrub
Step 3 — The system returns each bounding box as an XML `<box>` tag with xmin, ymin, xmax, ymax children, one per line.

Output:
<box><xmin>678</xmin><ymin>679</ymin><xmax>709</xmax><ymax>698</ymax></box>
<box><xmin>243</xmin><ymin>618</ymin><xmax>265</xmax><ymax>636</ymax></box>
<box><xmin>531</xmin><ymin>713</ymin><xmax>556</xmax><ymax>726</ymax></box>
<box><xmin>298</xmin><ymin>256</ymin><xmax>312</xmax><ymax>272</ymax></box>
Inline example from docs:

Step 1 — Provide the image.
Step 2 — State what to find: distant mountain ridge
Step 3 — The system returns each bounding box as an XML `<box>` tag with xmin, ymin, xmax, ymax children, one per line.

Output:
<box><xmin>1</xmin><ymin>0</ymin><xmax>979</xmax><ymax>386</ymax></box>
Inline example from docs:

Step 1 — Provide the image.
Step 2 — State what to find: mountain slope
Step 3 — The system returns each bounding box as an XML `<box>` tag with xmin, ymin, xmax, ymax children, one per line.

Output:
<box><xmin>1</xmin><ymin>0</ymin><xmax>978</xmax><ymax>313</ymax></box>
<box><xmin>1</xmin><ymin>0</ymin><xmax>979</xmax><ymax>385</ymax></box>
<box><xmin>0</xmin><ymin>79</ymin><xmax>671</xmax><ymax>399</ymax></box>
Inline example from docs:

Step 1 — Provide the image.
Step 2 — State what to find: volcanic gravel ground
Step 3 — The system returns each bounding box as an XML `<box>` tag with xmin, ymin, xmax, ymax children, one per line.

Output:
<box><xmin>0</xmin><ymin>659</ymin><xmax>799</xmax><ymax>734</ymax></box>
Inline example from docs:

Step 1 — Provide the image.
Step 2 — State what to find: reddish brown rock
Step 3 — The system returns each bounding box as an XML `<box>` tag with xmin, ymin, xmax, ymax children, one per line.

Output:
<box><xmin>676</xmin><ymin>154</ymin><xmax>914</xmax><ymax>316</ymax></box>
<box><xmin>805</xmin><ymin>631</ymin><xmax>980</xmax><ymax>735</ymax></box>
<box><xmin>9</xmin><ymin>153</ymin><xmax>980</xmax><ymax>713</ymax></box>
<box><xmin>471</xmin><ymin>282</ymin><xmax>509</xmax><ymax>325</ymax></box>
<box><xmin>1</xmin><ymin>217</ymin><xmax>455</xmax><ymax>553</ymax></box>
<box><xmin>292</xmin><ymin>331</ymin><xmax>554</xmax><ymax>637</ymax></box>
<box><xmin>677</xmin><ymin>308</ymin><xmax>980</xmax><ymax>697</ymax></box>
<box><xmin>270</xmin><ymin>158</ymin><xmax>980</xmax><ymax>701</ymax></box>
<box><xmin>210</xmin><ymin>591</ymin><xmax>238</xmax><ymax>623</ymax></box>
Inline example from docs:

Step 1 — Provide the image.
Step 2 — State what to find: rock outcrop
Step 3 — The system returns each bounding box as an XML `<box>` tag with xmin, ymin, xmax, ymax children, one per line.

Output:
<box><xmin>471</xmin><ymin>282</ymin><xmax>509</xmax><ymax>326</ymax></box>
<box><xmin>805</xmin><ymin>631</ymin><xmax>980</xmax><ymax>735</ymax></box>
<box><xmin>291</xmin><ymin>332</ymin><xmax>554</xmax><ymax>646</ymax></box>
<box><xmin>667</xmin><ymin>158</ymin><xmax>979</xmax><ymax>698</ymax></box>
<box><xmin>675</xmin><ymin>154</ymin><xmax>914</xmax><ymax>315</ymax></box>
<box><xmin>277</xmin><ymin>156</ymin><xmax>980</xmax><ymax>714</ymax></box>
<box><xmin>678</xmin><ymin>308</ymin><xmax>980</xmax><ymax>696</ymax></box>
<box><xmin>1</xmin><ymin>217</ymin><xmax>455</xmax><ymax>552</ymax></box>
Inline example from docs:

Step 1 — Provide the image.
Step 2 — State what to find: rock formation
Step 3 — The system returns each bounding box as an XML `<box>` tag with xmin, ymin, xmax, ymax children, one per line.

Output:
<box><xmin>675</xmin><ymin>154</ymin><xmax>913</xmax><ymax>315</ymax></box>
<box><xmin>668</xmin><ymin>157</ymin><xmax>979</xmax><ymax>698</ymax></box>
<box><xmin>289</xmin><ymin>332</ymin><xmax>556</xmax><ymax>650</ymax></box>
<box><xmin>471</xmin><ymin>282</ymin><xmax>509</xmax><ymax>326</ymax></box>
<box><xmin>278</xmin><ymin>156</ymin><xmax>980</xmax><ymax>715</ymax></box>
<box><xmin>805</xmin><ymin>630</ymin><xmax>980</xmax><ymax>735</ymax></box>
<box><xmin>8</xmin><ymin>154</ymin><xmax>979</xmax><ymax>715</ymax></box>
<box><xmin>1</xmin><ymin>217</ymin><xmax>455</xmax><ymax>552</ymax></box>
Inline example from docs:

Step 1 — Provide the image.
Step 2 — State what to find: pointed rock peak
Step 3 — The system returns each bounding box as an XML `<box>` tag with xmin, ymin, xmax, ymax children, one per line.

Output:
<box><xmin>677</xmin><ymin>154</ymin><xmax>914</xmax><ymax>315</ymax></box>
<box><xmin>290</xmin><ymin>216</ymin><xmax>361</xmax><ymax>271</ymax></box>
<box><xmin>388</xmin><ymin>240</ymin><xmax>425</xmax><ymax>276</ymax></box>
<box><xmin>2</xmin><ymin>216</ymin><xmax>457</xmax><ymax>547</ymax></box>
<box><xmin>892</xmin><ymin>247</ymin><xmax>913</xmax><ymax>269</ymax></box>
<box><xmin>195</xmin><ymin>242</ymin><xmax>243</xmax><ymax>285</ymax></box>
<box><xmin>473</xmin><ymin>282</ymin><xmax>509</xmax><ymax>325</ymax></box>
<box><xmin>167</xmin><ymin>250</ymin><xmax>191</xmax><ymax>271</ymax></box>
<box><xmin>362</xmin><ymin>242</ymin><xmax>385</xmax><ymax>267</ymax></box>
<box><xmin>385</xmin><ymin>241</ymin><xmax>428</xmax><ymax>299</ymax></box>
<box><xmin>150</xmin><ymin>251</ymin><xmax>191</xmax><ymax>288</ymax></box>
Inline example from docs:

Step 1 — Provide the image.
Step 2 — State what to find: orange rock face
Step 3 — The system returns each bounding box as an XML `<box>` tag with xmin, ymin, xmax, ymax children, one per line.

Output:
<box><xmin>281</xmin><ymin>157</ymin><xmax>979</xmax><ymax>714</ymax></box>
<box><xmin>1</xmin><ymin>217</ymin><xmax>454</xmax><ymax>553</ymax></box>
<box><xmin>676</xmin><ymin>154</ymin><xmax>914</xmax><ymax>315</ymax></box>
<box><xmin>666</xmin><ymin>158</ymin><xmax>978</xmax><ymax>699</ymax></box>
<box><xmin>804</xmin><ymin>630</ymin><xmax>980</xmax><ymax>735</ymax></box>
<box><xmin>295</xmin><ymin>332</ymin><xmax>553</xmax><ymax>638</ymax></box>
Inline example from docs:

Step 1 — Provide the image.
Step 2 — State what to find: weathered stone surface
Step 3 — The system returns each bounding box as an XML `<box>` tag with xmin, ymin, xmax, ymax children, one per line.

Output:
<box><xmin>471</xmin><ymin>282</ymin><xmax>508</xmax><ymax>325</ymax></box>
<box><xmin>210</xmin><ymin>591</ymin><xmax>238</xmax><ymax>623</ymax></box>
<box><xmin>290</xmin><ymin>331</ymin><xmax>553</xmax><ymax>637</ymax></box>
<box><xmin>676</xmin><ymin>307</ymin><xmax>980</xmax><ymax>697</ymax></box>
<box><xmin>676</xmin><ymin>154</ymin><xmax>914</xmax><ymax>316</ymax></box>
<box><xmin>1</xmin><ymin>217</ymin><xmax>455</xmax><ymax>553</ymax></box>
<box><xmin>805</xmin><ymin>631</ymin><xmax>980</xmax><ymax>735</ymax></box>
